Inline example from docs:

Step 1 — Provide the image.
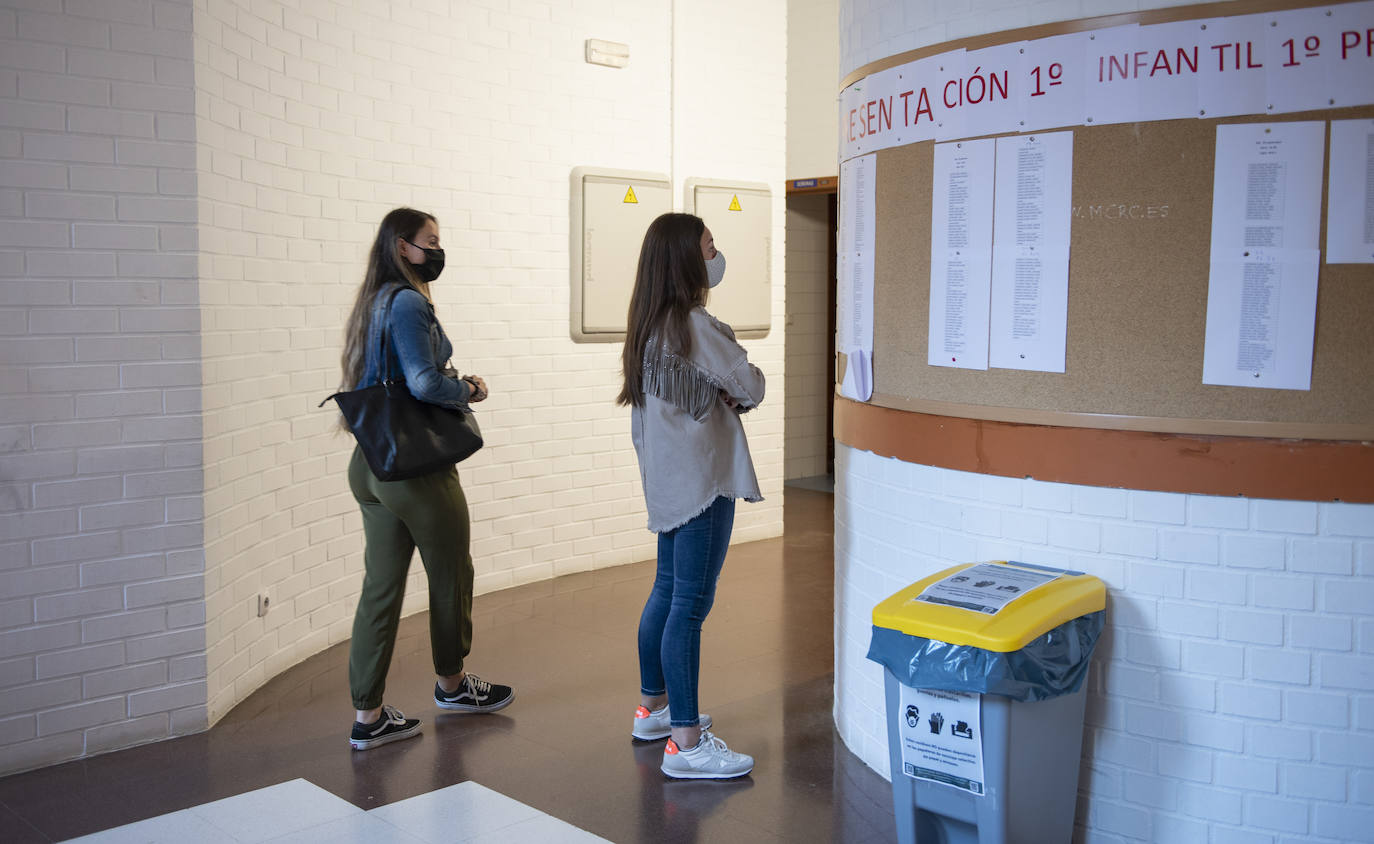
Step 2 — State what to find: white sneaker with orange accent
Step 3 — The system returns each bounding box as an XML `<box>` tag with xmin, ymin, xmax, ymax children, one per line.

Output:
<box><xmin>631</xmin><ymin>704</ymin><xmax>712</xmax><ymax>741</ymax></box>
<box><xmin>660</xmin><ymin>730</ymin><xmax>753</xmax><ymax>779</ymax></box>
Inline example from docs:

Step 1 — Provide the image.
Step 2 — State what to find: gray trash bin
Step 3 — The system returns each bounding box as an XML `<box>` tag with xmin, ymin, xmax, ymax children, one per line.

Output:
<box><xmin>866</xmin><ymin>561</ymin><xmax>1106</xmax><ymax>844</ymax></box>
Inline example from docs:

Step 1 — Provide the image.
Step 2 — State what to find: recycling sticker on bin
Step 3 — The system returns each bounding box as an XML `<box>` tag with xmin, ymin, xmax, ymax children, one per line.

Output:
<box><xmin>913</xmin><ymin>562</ymin><xmax>1060</xmax><ymax>615</ymax></box>
<box><xmin>897</xmin><ymin>685</ymin><xmax>984</xmax><ymax>795</ymax></box>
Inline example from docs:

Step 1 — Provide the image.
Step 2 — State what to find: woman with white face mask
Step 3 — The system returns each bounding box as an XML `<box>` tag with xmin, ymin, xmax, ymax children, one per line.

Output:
<box><xmin>617</xmin><ymin>212</ymin><xmax>766</xmax><ymax>779</ymax></box>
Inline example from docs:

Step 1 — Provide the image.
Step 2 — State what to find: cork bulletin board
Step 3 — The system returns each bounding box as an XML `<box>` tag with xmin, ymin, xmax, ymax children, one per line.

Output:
<box><xmin>865</xmin><ymin>109</ymin><xmax>1374</xmax><ymax>438</ymax></box>
<box><xmin>839</xmin><ymin>1</ymin><xmax>1374</xmax><ymax>440</ymax></box>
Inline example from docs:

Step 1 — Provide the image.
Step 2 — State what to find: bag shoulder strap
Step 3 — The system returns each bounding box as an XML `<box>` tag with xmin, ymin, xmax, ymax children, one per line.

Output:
<box><xmin>318</xmin><ymin>285</ymin><xmax>410</xmax><ymax>409</ymax></box>
<box><xmin>373</xmin><ymin>284</ymin><xmax>408</xmax><ymax>385</ymax></box>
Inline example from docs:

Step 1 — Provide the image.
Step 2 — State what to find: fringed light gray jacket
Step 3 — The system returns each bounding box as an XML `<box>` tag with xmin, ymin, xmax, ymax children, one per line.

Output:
<box><xmin>631</xmin><ymin>307</ymin><xmax>765</xmax><ymax>533</ymax></box>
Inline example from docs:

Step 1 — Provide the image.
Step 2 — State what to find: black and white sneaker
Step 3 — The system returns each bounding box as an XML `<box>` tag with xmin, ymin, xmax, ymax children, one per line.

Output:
<box><xmin>434</xmin><ymin>673</ymin><xmax>514</xmax><ymax>713</ymax></box>
<box><xmin>350</xmin><ymin>704</ymin><xmax>421</xmax><ymax>750</ymax></box>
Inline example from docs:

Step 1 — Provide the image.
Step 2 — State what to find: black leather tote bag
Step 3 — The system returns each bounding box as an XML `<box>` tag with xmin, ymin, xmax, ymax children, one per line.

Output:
<box><xmin>320</xmin><ymin>287</ymin><xmax>483</xmax><ymax>481</ymax></box>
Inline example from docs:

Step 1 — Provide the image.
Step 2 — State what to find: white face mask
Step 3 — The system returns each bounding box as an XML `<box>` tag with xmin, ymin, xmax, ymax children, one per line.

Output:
<box><xmin>706</xmin><ymin>250</ymin><xmax>726</xmax><ymax>288</ymax></box>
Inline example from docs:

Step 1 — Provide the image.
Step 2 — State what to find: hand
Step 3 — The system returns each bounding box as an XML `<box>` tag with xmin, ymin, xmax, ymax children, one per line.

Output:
<box><xmin>464</xmin><ymin>375</ymin><xmax>488</xmax><ymax>403</ymax></box>
<box><xmin>720</xmin><ymin>390</ymin><xmax>737</xmax><ymax>409</ymax></box>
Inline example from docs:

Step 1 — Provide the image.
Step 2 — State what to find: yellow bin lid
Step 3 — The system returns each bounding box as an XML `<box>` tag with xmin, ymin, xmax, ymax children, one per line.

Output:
<box><xmin>871</xmin><ymin>561</ymin><xmax>1106</xmax><ymax>652</ymax></box>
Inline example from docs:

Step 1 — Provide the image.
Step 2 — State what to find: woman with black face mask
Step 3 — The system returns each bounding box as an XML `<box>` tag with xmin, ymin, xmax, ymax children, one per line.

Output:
<box><xmin>335</xmin><ymin>207</ymin><xmax>513</xmax><ymax>751</ymax></box>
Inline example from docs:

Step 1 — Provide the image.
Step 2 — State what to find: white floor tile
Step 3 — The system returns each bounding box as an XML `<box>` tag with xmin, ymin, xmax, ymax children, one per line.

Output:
<box><xmin>63</xmin><ymin>777</ymin><xmax>609</xmax><ymax>844</ymax></box>
<box><xmin>61</xmin><ymin>808</ymin><xmax>240</xmax><ymax>843</ymax></box>
<box><xmin>189</xmin><ymin>778</ymin><xmax>361</xmax><ymax>843</ymax></box>
<box><xmin>262</xmin><ymin>812</ymin><xmax>430</xmax><ymax>844</ymax></box>
<box><xmin>367</xmin><ymin>781</ymin><xmax>541</xmax><ymax>842</ymax></box>
<box><xmin>467</xmin><ymin>812</ymin><xmax>613</xmax><ymax>844</ymax></box>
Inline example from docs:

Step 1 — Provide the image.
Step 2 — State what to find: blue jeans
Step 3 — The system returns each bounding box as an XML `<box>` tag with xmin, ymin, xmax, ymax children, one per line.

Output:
<box><xmin>637</xmin><ymin>496</ymin><xmax>735</xmax><ymax>728</ymax></box>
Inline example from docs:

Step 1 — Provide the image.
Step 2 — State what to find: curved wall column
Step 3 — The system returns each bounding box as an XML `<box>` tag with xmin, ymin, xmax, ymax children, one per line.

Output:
<box><xmin>834</xmin><ymin>443</ymin><xmax>1373</xmax><ymax>841</ymax></box>
<box><xmin>834</xmin><ymin>2</ymin><xmax>1374</xmax><ymax>840</ymax></box>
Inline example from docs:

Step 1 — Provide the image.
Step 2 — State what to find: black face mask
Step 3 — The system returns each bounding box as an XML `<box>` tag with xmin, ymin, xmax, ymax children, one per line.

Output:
<box><xmin>405</xmin><ymin>240</ymin><xmax>445</xmax><ymax>282</ymax></box>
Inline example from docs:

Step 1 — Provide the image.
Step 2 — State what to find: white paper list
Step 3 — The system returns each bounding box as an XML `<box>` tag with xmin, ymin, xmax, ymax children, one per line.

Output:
<box><xmin>1211</xmin><ymin>122</ymin><xmax>1324</xmax><ymax>250</ymax></box>
<box><xmin>989</xmin><ymin>131</ymin><xmax>1074</xmax><ymax>373</ymax></box>
<box><xmin>1203</xmin><ymin>122</ymin><xmax>1324</xmax><ymax>390</ymax></box>
<box><xmin>1202</xmin><ymin>251</ymin><xmax>1319</xmax><ymax>389</ymax></box>
<box><xmin>929</xmin><ymin>140</ymin><xmax>995</xmax><ymax>370</ymax></box>
<box><xmin>839</xmin><ymin>153</ymin><xmax>876</xmax><ymax>401</ymax></box>
<box><xmin>1326</xmin><ymin>119</ymin><xmax>1374</xmax><ymax>263</ymax></box>
<box><xmin>1237</xmin><ymin>262</ymin><xmax>1280</xmax><ymax>373</ymax></box>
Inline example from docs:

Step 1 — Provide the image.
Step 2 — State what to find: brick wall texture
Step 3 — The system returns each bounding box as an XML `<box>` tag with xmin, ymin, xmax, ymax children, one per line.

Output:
<box><xmin>783</xmin><ymin>192</ymin><xmax>829</xmax><ymax>481</ymax></box>
<box><xmin>0</xmin><ymin>0</ymin><xmax>206</xmax><ymax>775</ymax></box>
<box><xmin>833</xmin><ymin>448</ymin><xmax>1374</xmax><ymax>843</ymax></box>
<box><xmin>0</xmin><ymin>0</ymin><xmax>787</xmax><ymax>775</ymax></box>
<box><xmin>834</xmin><ymin>2</ymin><xmax>1373</xmax><ymax>839</ymax></box>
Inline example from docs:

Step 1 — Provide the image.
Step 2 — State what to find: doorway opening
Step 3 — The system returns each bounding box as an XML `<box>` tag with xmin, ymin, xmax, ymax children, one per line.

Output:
<box><xmin>783</xmin><ymin>177</ymin><xmax>838</xmax><ymax>493</ymax></box>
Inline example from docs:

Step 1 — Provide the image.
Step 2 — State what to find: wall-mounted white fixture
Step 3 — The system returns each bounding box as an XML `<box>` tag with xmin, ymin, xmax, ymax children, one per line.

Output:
<box><xmin>684</xmin><ymin>178</ymin><xmax>773</xmax><ymax>337</ymax></box>
<box><xmin>569</xmin><ymin>167</ymin><xmax>671</xmax><ymax>342</ymax></box>
<box><xmin>585</xmin><ymin>38</ymin><xmax>629</xmax><ymax>68</ymax></box>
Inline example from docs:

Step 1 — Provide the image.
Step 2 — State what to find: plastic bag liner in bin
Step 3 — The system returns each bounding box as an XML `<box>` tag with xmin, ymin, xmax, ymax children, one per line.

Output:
<box><xmin>866</xmin><ymin>560</ymin><xmax>1106</xmax><ymax>702</ymax></box>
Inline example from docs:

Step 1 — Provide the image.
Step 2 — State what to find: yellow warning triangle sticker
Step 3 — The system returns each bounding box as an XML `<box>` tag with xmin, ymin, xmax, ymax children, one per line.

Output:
<box><xmin>727</xmin><ymin>194</ymin><xmax>742</xmax><ymax>211</ymax></box>
<box><xmin>623</xmin><ymin>186</ymin><xmax>638</xmax><ymax>204</ymax></box>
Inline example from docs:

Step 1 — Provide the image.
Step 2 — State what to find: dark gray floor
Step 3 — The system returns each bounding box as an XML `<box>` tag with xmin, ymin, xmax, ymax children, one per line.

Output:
<box><xmin>0</xmin><ymin>488</ymin><xmax>897</xmax><ymax>843</ymax></box>
<box><xmin>786</xmin><ymin>474</ymin><xmax>835</xmax><ymax>494</ymax></box>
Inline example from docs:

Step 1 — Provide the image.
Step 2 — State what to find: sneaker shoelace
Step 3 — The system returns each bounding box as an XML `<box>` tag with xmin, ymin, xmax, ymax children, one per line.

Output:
<box><xmin>464</xmin><ymin>674</ymin><xmax>491</xmax><ymax>695</ymax></box>
<box><xmin>696</xmin><ymin>730</ymin><xmax>733</xmax><ymax>757</ymax></box>
<box><xmin>380</xmin><ymin>704</ymin><xmax>405</xmax><ymax>724</ymax></box>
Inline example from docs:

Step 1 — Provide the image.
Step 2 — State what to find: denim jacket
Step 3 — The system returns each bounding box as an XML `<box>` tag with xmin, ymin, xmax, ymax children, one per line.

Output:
<box><xmin>360</xmin><ymin>285</ymin><xmax>472</xmax><ymax>409</ymax></box>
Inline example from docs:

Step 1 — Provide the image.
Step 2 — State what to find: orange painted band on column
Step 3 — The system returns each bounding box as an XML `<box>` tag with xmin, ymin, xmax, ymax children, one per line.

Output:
<box><xmin>834</xmin><ymin>399</ymin><xmax>1374</xmax><ymax>503</ymax></box>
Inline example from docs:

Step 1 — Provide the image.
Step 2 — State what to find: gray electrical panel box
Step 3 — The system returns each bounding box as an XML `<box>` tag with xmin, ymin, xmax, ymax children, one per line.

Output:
<box><xmin>685</xmin><ymin>178</ymin><xmax>772</xmax><ymax>338</ymax></box>
<box><xmin>570</xmin><ymin>167</ymin><xmax>672</xmax><ymax>343</ymax></box>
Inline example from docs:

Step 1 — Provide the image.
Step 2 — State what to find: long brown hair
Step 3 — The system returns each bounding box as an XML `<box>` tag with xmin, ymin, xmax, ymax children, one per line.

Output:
<box><xmin>339</xmin><ymin>207</ymin><xmax>435</xmax><ymax>391</ymax></box>
<box><xmin>616</xmin><ymin>213</ymin><xmax>708</xmax><ymax>407</ymax></box>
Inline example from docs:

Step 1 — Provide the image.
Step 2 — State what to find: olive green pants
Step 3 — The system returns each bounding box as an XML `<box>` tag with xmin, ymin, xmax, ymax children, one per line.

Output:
<box><xmin>348</xmin><ymin>447</ymin><xmax>473</xmax><ymax>711</ymax></box>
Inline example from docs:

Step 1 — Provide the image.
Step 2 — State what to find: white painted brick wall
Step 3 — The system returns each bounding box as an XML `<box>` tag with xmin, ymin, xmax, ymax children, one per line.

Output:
<box><xmin>784</xmin><ymin>193</ymin><xmax>830</xmax><ymax>480</ymax></box>
<box><xmin>0</xmin><ymin>0</ymin><xmax>205</xmax><ymax>777</ymax></box>
<box><xmin>193</xmin><ymin>0</ymin><xmax>787</xmax><ymax>723</ymax></box>
<box><xmin>3</xmin><ymin>0</ymin><xmax>788</xmax><ymax>775</ymax></box>
<box><xmin>834</xmin><ymin>446</ymin><xmax>1374</xmax><ymax>842</ymax></box>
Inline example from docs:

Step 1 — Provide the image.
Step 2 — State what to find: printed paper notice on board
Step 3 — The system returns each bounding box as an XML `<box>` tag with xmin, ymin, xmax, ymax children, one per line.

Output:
<box><xmin>930</xmin><ymin>49</ymin><xmax>970</xmax><ymax>142</ymax></box>
<box><xmin>1082</xmin><ymin>25</ymin><xmax>1143</xmax><ymax>127</ymax></box>
<box><xmin>914</xmin><ymin>562</ymin><xmax>1061</xmax><ymax>615</ymax></box>
<box><xmin>1202</xmin><ymin>249</ymin><xmax>1319</xmax><ymax>390</ymax></box>
<box><xmin>838</xmin><ymin>153</ymin><xmax>876</xmax><ymax>401</ymax></box>
<box><xmin>837</xmin><ymin>250</ymin><xmax>875</xmax><ymax>401</ymax></box>
<box><xmin>1327</xmin><ymin>2</ymin><xmax>1374</xmax><ymax>109</ymax></box>
<box><xmin>1203</xmin><ymin>121</ymin><xmax>1323</xmax><ymax>390</ymax></box>
<box><xmin>1210</xmin><ymin>122</ymin><xmax>1324</xmax><ymax>250</ymax></box>
<box><xmin>1132</xmin><ymin>20</ymin><xmax>1203</xmax><ymax>121</ymax></box>
<box><xmin>956</xmin><ymin>43</ymin><xmax>1026</xmax><ymax>140</ymax></box>
<box><xmin>1197</xmin><ymin>13</ymin><xmax>1268</xmax><ymax>118</ymax></box>
<box><xmin>929</xmin><ymin>139</ymin><xmax>994</xmax><ymax>370</ymax></box>
<box><xmin>898</xmin><ymin>685</ymin><xmax>984</xmax><ymax>796</ymax></box>
<box><xmin>839</xmin><ymin>347</ymin><xmax>873</xmax><ymax>402</ymax></box>
<box><xmin>1019</xmin><ymin>31</ymin><xmax>1088</xmax><ymax>134</ymax></box>
<box><xmin>1264</xmin><ymin>7</ymin><xmax>1339</xmax><ymax>115</ymax></box>
<box><xmin>837</xmin><ymin>154</ymin><xmax>876</xmax><ymax>351</ymax></box>
<box><xmin>989</xmin><ymin>131</ymin><xmax>1073</xmax><ymax>373</ymax></box>
<box><xmin>835</xmin><ymin>2</ymin><xmax>1374</xmax><ymax>163</ymax></box>
<box><xmin>1326</xmin><ymin>119</ymin><xmax>1374</xmax><ymax>263</ymax></box>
